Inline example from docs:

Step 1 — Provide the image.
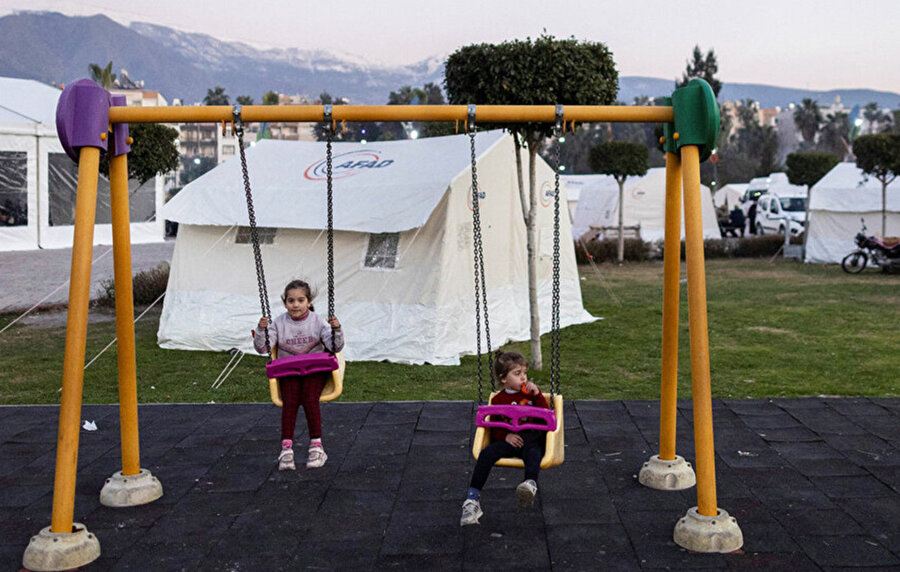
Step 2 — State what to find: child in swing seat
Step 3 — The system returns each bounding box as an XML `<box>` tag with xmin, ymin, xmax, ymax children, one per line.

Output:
<box><xmin>460</xmin><ymin>350</ymin><xmax>550</xmax><ymax>526</ymax></box>
<box><xmin>254</xmin><ymin>279</ymin><xmax>343</xmax><ymax>471</ymax></box>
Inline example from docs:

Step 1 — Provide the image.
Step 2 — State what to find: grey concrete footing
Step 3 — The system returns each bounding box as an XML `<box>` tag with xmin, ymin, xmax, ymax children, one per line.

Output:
<box><xmin>100</xmin><ymin>468</ymin><xmax>164</xmax><ymax>507</ymax></box>
<box><xmin>673</xmin><ymin>506</ymin><xmax>743</xmax><ymax>553</ymax></box>
<box><xmin>22</xmin><ymin>523</ymin><xmax>101</xmax><ymax>571</ymax></box>
<box><xmin>639</xmin><ymin>454</ymin><xmax>697</xmax><ymax>490</ymax></box>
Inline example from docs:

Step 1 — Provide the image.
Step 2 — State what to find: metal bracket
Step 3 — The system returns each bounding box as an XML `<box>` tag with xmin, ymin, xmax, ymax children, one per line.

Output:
<box><xmin>555</xmin><ymin>104</ymin><xmax>564</xmax><ymax>135</ymax></box>
<box><xmin>232</xmin><ymin>104</ymin><xmax>243</xmax><ymax>137</ymax></box>
<box><xmin>467</xmin><ymin>104</ymin><xmax>476</xmax><ymax>132</ymax></box>
<box><xmin>323</xmin><ymin>104</ymin><xmax>333</xmax><ymax>131</ymax></box>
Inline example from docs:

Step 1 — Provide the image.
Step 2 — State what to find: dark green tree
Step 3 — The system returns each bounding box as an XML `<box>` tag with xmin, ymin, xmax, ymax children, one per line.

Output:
<box><xmin>820</xmin><ymin>112</ymin><xmax>851</xmax><ymax>159</ymax></box>
<box><xmin>785</xmin><ymin>151</ymin><xmax>839</xmax><ymax>253</ymax></box>
<box><xmin>793</xmin><ymin>98</ymin><xmax>822</xmax><ymax>146</ymax></box>
<box><xmin>590</xmin><ymin>142</ymin><xmax>649</xmax><ymax>262</ymax></box>
<box><xmin>853</xmin><ymin>133</ymin><xmax>900</xmax><ymax>236</ymax></box>
<box><xmin>88</xmin><ymin>61</ymin><xmax>116</xmax><ymax>89</ymax></box>
<box><xmin>445</xmin><ymin>34</ymin><xmax>618</xmax><ymax>369</ymax></box>
<box><xmin>676</xmin><ymin>45</ymin><xmax>722</xmax><ymax>98</ymax></box>
<box><xmin>99</xmin><ymin>124</ymin><xmax>181</xmax><ymax>184</ymax></box>
<box><xmin>235</xmin><ymin>95</ymin><xmax>254</xmax><ymax>106</ymax></box>
<box><xmin>203</xmin><ymin>86</ymin><xmax>230</xmax><ymax>106</ymax></box>
<box><xmin>262</xmin><ymin>91</ymin><xmax>279</xmax><ymax>105</ymax></box>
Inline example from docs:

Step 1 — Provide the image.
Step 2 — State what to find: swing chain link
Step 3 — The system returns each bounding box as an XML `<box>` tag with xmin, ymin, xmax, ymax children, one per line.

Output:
<box><xmin>550</xmin><ymin>105</ymin><xmax>564</xmax><ymax>397</ymax></box>
<box><xmin>234</xmin><ymin>104</ymin><xmax>272</xmax><ymax>358</ymax></box>
<box><xmin>324</xmin><ymin>107</ymin><xmax>337</xmax><ymax>354</ymax></box>
<box><xmin>469</xmin><ymin>107</ymin><xmax>494</xmax><ymax>403</ymax></box>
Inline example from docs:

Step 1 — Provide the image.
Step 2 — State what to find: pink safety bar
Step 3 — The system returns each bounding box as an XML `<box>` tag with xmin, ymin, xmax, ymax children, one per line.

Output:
<box><xmin>475</xmin><ymin>404</ymin><xmax>558</xmax><ymax>432</ymax></box>
<box><xmin>266</xmin><ymin>352</ymin><xmax>339</xmax><ymax>379</ymax></box>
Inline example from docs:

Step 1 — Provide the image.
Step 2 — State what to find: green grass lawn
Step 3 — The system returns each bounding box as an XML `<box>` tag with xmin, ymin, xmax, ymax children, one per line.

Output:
<box><xmin>1</xmin><ymin>259</ymin><xmax>897</xmax><ymax>405</ymax></box>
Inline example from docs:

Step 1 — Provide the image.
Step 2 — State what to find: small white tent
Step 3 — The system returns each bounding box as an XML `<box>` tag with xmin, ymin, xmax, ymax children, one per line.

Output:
<box><xmin>747</xmin><ymin>172</ymin><xmax>806</xmax><ymax>198</ymax></box>
<box><xmin>158</xmin><ymin>131</ymin><xmax>595</xmax><ymax>365</ymax></box>
<box><xmin>805</xmin><ymin>162</ymin><xmax>900</xmax><ymax>264</ymax></box>
<box><xmin>714</xmin><ymin>184</ymin><xmax>748</xmax><ymax>211</ymax></box>
<box><xmin>0</xmin><ymin>77</ymin><xmax>165</xmax><ymax>251</ymax></box>
<box><xmin>569</xmin><ymin>168</ymin><xmax>721</xmax><ymax>243</ymax></box>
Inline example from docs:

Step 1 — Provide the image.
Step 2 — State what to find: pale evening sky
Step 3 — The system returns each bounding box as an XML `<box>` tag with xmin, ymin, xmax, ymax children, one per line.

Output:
<box><xmin>1</xmin><ymin>0</ymin><xmax>897</xmax><ymax>93</ymax></box>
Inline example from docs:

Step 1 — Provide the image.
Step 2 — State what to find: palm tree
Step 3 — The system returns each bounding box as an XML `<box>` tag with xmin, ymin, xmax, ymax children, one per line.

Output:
<box><xmin>820</xmin><ymin>112</ymin><xmax>851</xmax><ymax>160</ymax></box>
<box><xmin>88</xmin><ymin>61</ymin><xmax>116</xmax><ymax>89</ymax></box>
<box><xmin>793</xmin><ymin>98</ymin><xmax>822</xmax><ymax>146</ymax></box>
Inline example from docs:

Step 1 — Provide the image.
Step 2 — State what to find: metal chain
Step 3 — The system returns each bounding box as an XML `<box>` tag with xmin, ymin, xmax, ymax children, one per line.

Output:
<box><xmin>469</xmin><ymin>114</ymin><xmax>494</xmax><ymax>403</ymax></box>
<box><xmin>550</xmin><ymin>107</ymin><xmax>563</xmax><ymax>397</ymax></box>
<box><xmin>325</xmin><ymin>118</ymin><xmax>336</xmax><ymax>354</ymax></box>
<box><xmin>234</xmin><ymin>106</ymin><xmax>272</xmax><ymax>357</ymax></box>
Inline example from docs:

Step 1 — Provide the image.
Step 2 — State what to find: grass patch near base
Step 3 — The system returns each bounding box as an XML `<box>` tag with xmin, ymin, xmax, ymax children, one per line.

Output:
<box><xmin>0</xmin><ymin>259</ymin><xmax>896</xmax><ymax>405</ymax></box>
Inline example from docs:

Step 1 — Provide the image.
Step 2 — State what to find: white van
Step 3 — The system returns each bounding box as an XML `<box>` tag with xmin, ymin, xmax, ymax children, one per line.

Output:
<box><xmin>755</xmin><ymin>193</ymin><xmax>807</xmax><ymax>236</ymax></box>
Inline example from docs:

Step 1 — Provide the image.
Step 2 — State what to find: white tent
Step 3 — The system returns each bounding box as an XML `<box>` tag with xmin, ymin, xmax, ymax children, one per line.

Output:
<box><xmin>0</xmin><ymin>77</ymin><xmax>164</xmax><ymax>251</ymax></box>
<box><xmin>561</xmin><ymin>176</ymin><xmax>584</xmax><ymax>222</ymax></box>
<box><xmin>714</xmin><ymin>183</ymin><xmax>748</xmax><ymax>211</ymax></box>
<box><xmin>805</xmin><ymin>162</ymin><xmax>900</xmax><ymax>264</ymax></box>
<box><xmin>158</xmin><ymin>131</ymin><xmax>596</xmax><ymax>365</ymax></box>
<box><xmin>569</xmin><ymin>168</ymin><xmax>721</xmax><ymax>243</ymax></box>
<box><xmin>747</xmin><ymin>172</ymin><xmax>806</xmax><ymax>198</ymax></box>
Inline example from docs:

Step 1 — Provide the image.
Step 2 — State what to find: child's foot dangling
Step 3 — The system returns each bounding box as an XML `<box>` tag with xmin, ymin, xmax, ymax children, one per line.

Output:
<box><xmin>516</xmin><ymin>479</ymin><xmax>537</xmax><ymax>508</ymax></box>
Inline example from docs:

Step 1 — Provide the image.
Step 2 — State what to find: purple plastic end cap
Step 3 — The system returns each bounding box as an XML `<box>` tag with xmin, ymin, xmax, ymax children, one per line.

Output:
<box><xmin>110</xmin><ymin>94</ymin><xmax>131</xmax><ymax>157</ymax></box>
<box><xmin>55</xmin><ymin>78</ymin><xmax>110</xmax><ymax>162</ymax></box>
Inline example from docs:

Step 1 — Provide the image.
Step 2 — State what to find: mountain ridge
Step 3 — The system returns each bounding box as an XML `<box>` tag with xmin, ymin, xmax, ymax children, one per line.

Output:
<box><xmin>1</xmin><ymin>12</ymin><xmax>897</xmax><ymax>111</ymax></box>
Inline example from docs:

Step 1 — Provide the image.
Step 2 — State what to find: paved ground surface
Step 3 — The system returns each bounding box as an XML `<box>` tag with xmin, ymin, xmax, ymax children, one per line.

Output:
<box><xmin>1</xmin><ymin>398</ymin><xmax>898</xmax><ymax>571</ymax></box>
<box><xmin>0</xmin><ymin>242</ymin><xmax>175</xmax><ymax>313</ymax></box>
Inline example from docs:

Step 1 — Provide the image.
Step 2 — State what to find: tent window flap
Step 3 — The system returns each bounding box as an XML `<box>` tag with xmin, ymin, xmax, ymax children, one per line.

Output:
<box><xmin>364</xmin><ymin>232</ymin><xmax>400</xmax><ymax>269</ymax></box>
<box><xmin>236</xmin><ymin>226</ymin><xmax>276</xmax><ymax>244</ymax></box>
<box><xmin>0</xmin><ymin>151</ymin><xmax>27</xmax><ymax>226</ymax></box>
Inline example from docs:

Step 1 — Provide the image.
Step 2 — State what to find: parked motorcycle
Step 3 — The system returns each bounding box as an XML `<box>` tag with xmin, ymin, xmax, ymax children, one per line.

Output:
<box><xmin>841</xmin><ymin>220</ymin><xmax>900</xmax><ymax>273</ymax></box>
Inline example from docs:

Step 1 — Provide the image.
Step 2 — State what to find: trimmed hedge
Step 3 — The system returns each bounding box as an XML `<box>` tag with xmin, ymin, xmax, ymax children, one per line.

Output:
<box><xmin>575</xmin><ymin>235</ymin><xmax>799</xmax><ymax>263</ymax></box>
<box><xmin>95</xmin><ymin>262</ymin><xmax>170</xmax><ymax>307</ymax></box>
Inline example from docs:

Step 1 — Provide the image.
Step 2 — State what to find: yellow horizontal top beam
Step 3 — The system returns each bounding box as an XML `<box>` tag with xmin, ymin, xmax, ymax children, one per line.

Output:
<box><xmin>108</xmin><ymin>104</ymin><xmax>674</xmax><ymax>125</ymax></box>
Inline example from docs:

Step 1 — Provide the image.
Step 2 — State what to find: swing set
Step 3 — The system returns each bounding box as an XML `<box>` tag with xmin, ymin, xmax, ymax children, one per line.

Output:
<box><xmin>23</xmin><ymin>77</ymin><xmax>742</xmax><ymax>571</ymax></box>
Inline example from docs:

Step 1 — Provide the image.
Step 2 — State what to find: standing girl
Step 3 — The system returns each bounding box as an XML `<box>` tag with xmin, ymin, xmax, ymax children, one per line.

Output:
<box><xmin>460</xmin><ymin>350</ymin><xmax>550</xmax><ymax>526</ymax></box>
<box><xmin>254</xmin><ymin>279</ymin><xmax>344</xmax><ymax>470</ymax></box>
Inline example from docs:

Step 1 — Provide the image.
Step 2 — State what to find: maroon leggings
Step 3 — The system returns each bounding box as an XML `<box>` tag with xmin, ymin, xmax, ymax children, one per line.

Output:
<box><xmin>279</xmin><ymin>372</ymin><xmax>327</xmax><ymax>440</ymax></box>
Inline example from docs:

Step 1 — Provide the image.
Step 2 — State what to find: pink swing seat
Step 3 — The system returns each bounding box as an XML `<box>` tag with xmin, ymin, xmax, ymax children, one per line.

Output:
<box><xmin>475</xmin><ymin>404</ymin><xmax>558</xmax><ymax>432</ymax></box>
<box><xmin>266</xmin><ymin>352</ymin><xmax>339</xmax><ymax>379</ymax></box>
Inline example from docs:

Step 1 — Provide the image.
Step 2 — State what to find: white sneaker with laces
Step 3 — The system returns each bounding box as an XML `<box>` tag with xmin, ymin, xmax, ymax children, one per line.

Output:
<box><xmin>278</xmin><ymin>448</ymin><xmax>295</xmax><ymax>471</ymax></box>
<box><xmin>516</xmin><ymin>479</ymin><xmax>537</xmax><ymax>508</ymax></box>
<box><xmin>460</xmin><ymin>499</ymin><xmax>483</xmax><ymax>526</ymax></box>
<box><xmin>306</xmin><ymin>445</ymin><xmax>328</xmax><ymax>468</ymax></box>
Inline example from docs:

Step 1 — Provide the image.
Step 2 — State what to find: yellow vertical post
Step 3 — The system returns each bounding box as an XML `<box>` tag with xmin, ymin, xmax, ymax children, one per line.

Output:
<box><xmin>50</xmin><ymin>146</ymin><xmax>100</xmax><ymax>533</ymax></box>
<box><xmin>659</xmin><ymin>151</ymin><xmax>682</xmax><ymax>461</ymax></box>
<box><xmin>680</xmin><ymin>144</ymin><xmax>717</xmax><ymax>517</ymax></box>
<box><xmin>108</xmin><ymin>151</ymin><xmax>140</xmax><ymax>476</ymax></box>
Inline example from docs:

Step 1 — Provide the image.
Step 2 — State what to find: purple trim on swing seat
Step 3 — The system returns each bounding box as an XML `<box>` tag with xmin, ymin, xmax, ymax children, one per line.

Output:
<box><xmin>475</xmin><ymin>404</ymin><xmax>558</xmax><ymax>432</ymax></box>
<box><xmin>266</xmin><ymin>352</ymin><xmax>339</xmax><ymax>379</ymax></box>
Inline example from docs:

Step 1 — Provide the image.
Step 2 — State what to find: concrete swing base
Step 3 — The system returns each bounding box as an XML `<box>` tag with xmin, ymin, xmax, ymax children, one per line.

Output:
<box><xmin>639</xmin><ymin>454</ymin><xmax>697</xmax><ymax>490</ymax></box>
<box><xmin>100</xmin><ymin>468</ymin><xmax>164</xmax><ymax>507</ymax></box>
<box><xmin>673</xmin><ymin>506</ymin><xmax>743</xmax><ymax>553</ymax></box>
<box><xmin>22</xmin><ymin>523</ymin><xmax>101</xmax><ymax>571</ymax></box>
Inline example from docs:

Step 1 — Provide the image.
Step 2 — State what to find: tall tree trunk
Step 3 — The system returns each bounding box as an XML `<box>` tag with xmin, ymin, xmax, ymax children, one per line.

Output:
<box><xmin>526</xmin><ymin>137</ymin><xmax>542</xmax><ymax>370</ymax></box>
<box><xmin>513</xmin><ymin>132</ymin><xmax>527</xmax><ymax>223</ymax></box>
<box><xmin>617</xmin><ymin>179</ymin><xmax>625</xmax><ymax>263</ymax></box>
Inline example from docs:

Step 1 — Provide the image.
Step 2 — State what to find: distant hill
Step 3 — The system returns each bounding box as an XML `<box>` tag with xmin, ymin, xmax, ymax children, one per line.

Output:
<box><xmin>1</xmin><ymin>12</ymin><xmax>898</xmax><ymax>111</ymax></box>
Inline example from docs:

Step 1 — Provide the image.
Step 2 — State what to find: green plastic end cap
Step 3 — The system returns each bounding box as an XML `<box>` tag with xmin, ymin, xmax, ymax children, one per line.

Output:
<box><xmin>671</xmin><ymin>79</ymin><xmax>720</xmax><ymax>162</ymax></box>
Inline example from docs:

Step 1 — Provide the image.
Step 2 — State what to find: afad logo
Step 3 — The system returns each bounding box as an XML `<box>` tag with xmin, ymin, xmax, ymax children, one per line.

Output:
<box><xmin>466</xmin><ymin>184</ymin><xmax>487</xmax><ymax>212</ymax></box>
<box><xmin>539</xmin><ymin>180</ymin><xmax>555</xmax><ymax>208</ymax></box>
<box><xmin>631</xmin><ymin>185</ymin><xmax>647</xmax><ymax>200</ymax></box>
<box><xmin>304</xmin><ymin>150</ymin><xmax>395</xmax><ymax>180</ymax></box>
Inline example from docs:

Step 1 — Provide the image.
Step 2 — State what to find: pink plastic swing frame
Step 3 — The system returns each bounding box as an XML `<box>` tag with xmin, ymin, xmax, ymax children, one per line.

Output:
<box><xmin>265</xmin><ymin>352</ymin><xmax>339</xmax><ymax>379</ymax></box>
<box><xmin>475</xmin><ymin>404</ymin><xmax>558</xmax><ymax>432</ymax></box>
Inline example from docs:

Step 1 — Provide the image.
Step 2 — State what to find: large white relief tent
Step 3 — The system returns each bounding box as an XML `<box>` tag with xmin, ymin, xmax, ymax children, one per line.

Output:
<box><xmin>805</xmin><ymin>162</ymin><xmax>900</xmax><ymax>264</ymax></box>
<box><xmin>158</xmin><ymin>131</ymin><xmax>596</xmax><ymax>365</ymax></box>
<box><xmin>0</xmin><ymin>77</ymin><xmax>164</xmax><ymax>251</ymax></box>
<box><xmin>567</xmin><ymin>168</ymin><xmax>721</xmax><ymax>242</ymax></box>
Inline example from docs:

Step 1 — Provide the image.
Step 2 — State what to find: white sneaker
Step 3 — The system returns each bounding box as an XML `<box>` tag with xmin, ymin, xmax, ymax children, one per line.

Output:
<box><xmin>278</xmin><ymin>448</ymin><xmax>295</xmax><ymax>471</ymax></box>
<box><xmin>460</xmin><ymin>499</ymin><xmax>483</xmax><ymax>526</ymax></box>
<box><xmin>306</xmin><ymin>445</ymin><xmax>328</xmax><ymax>468</ymax></box>
<box><xmin>516</xmin><ymin>479</ymin><xmax>537</xmax><ymax>508</ymax></box>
